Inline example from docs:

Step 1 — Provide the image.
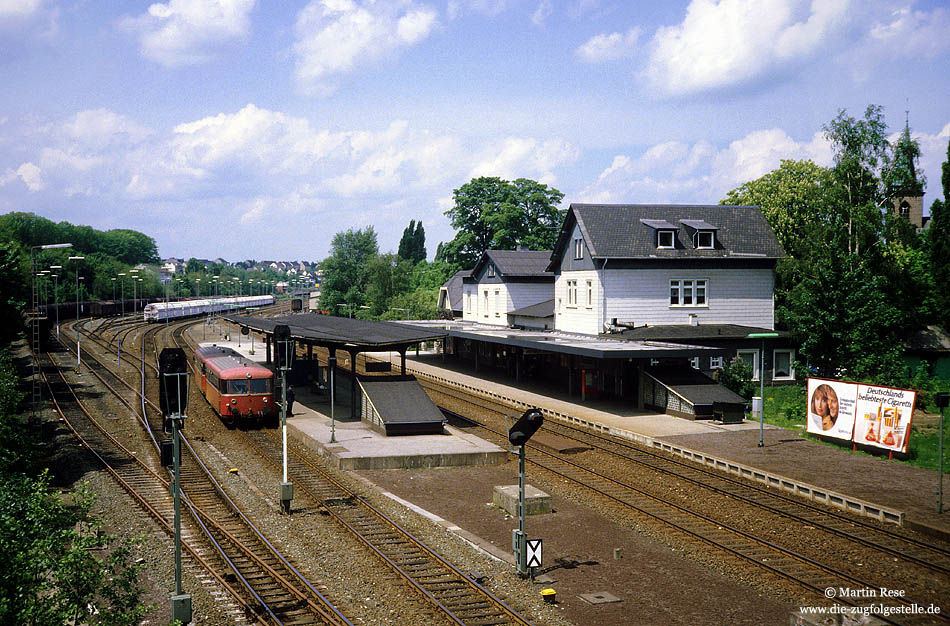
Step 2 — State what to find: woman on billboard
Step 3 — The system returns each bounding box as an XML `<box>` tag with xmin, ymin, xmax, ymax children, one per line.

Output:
<box><xmin>810</xmin><ymin>383</ymin><xmax>839</xmax><ymax>431</ymax></box>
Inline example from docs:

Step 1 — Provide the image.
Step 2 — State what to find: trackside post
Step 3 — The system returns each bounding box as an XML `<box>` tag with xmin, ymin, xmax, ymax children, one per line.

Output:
<box><xmin>160</xmin><ymin>348</ymin><xmax>191</xmax><ymax>624</ymax></box>
<box><xmin>508</xmin><ymin>408</ymin><xmax>544</xmax><ymax>577</ymax></box>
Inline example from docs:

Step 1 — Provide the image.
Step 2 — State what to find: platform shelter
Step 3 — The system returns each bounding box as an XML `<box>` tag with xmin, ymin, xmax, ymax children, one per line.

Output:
<box><xmin>223</xmin><ymin>313</ymin><xmax>448</xmax><ymax>420</ymax></box>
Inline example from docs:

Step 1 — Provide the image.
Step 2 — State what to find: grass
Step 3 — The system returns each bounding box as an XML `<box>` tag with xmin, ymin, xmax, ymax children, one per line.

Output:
<box><xmin>758</xmin><ymin>384</ymin><xmax>949</xmax><ymax>474</ymax></box>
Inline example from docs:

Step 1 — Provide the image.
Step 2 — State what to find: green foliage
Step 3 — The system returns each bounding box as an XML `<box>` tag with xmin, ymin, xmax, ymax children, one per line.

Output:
<box><xmin>319</xmin><ymin>227</ymin><xmax>379</xmax><ymax>312</ymax></box>
<box><xmin>0</xmin><ymin>213</ymin><xmax>159</xmax><ymax>265</ymax></box>
<box><xmin>0</xmin><ymin>242</ymin><xmax>26</xmax><ymax>344</ymax></box>
<box><xmin>397</xmin><ymin>220</ymin><xmax>426</xmax><ymax>264</ymax></box>
<box><xmin>883</xmin><ymin>120</ymin><xmax>925</xmax><ymax>198</ymax></box>
<box><xmin>928</xmin><ymin>138</ymin><xmax>950</xmax><ymax>328</ymax></box>
<box><xmin>0</xmin><ymin>347</ymin><xmax>153</xmax><ymax>625</ymax></box>
<box><xmin>718</xmin><ymin>356</ymin><xmax>756</xmax><ymax>400</ymax></box>
<box><xmin>436</xmin><ymin>177</ymin><xmax>564</xmax><ymax>268</ymax></box>
<box><xmin>0</xmin><ymin>476</ymin><xmax>154</xmax><ymax>626</ymax></box>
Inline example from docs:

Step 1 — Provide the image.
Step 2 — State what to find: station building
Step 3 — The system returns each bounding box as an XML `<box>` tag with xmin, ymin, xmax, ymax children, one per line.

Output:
<box><xmin>429</xmin><ymin>203</ymin><xmax>793</xmax><ymax>420</ymax></box>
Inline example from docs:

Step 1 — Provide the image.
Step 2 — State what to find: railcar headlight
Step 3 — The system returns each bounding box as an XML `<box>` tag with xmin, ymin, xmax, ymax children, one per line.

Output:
<box><xmin>230</xmin><ymin>399</ymin><xmax>236</xmax><ymax>405</ymax></box>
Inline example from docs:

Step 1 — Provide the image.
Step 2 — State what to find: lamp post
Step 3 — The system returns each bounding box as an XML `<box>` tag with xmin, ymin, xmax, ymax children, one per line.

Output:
<box><xmin>29</xmin><ymin>244</ymin><xmax>72</xmax><ymax>421</ymax></box>
<box><xmin>130</xmin><ymin>269</ymin><xmax>139</xmax><ymax>314</ymax></box>
<box><xmin>746</xmin><ymin>332</ymin><xmax>779</xmax><ymax>447</ymax></box>
<box><xmin>118</xmin><ymin>273</ymin><xmax>126</xmax><ymax>316</ymax></box>
<box><xmin>50</xmin><ymin>265</ymin><xmax>62</xmax><ymax>341</ymax></box>
<box><xmin>68</xmin><ymin>256</ymin><xmax>85</xmax><ymax>374</ymax></box>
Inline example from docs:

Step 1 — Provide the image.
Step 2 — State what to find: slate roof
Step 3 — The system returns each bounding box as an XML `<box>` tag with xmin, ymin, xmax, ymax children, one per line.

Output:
<box><xmin>508</xmin><ymin>299</ymin><xmax>554</xmax><ymax>318</ymax></box>
<box><xmin>646</xmin><ymin>365</ymin><xmax>747</xmax><ymax>405</ymax></box>
<box><xmin>440</xmin><ymin>269</ymin><xmax>471</xmax><ymax>310</ymax></box>
<box><xmin>223</xmin><ymin>314</ymin><xmax>447</xmax><ymax>349</ymax></box>
<box><xmin>549</xmin><ymin>204</ymin><xmax>785</xmax><ymax>270</ymax></box>
<box><xmin>467</xmin><ymin>249</ymin><xmax>554</xmax><ymax>281</ymax></box>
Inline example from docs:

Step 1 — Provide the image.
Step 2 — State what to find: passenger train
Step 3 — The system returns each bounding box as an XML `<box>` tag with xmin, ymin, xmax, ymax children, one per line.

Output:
<box><xmin>143</xmin><ymin>295</ymin><xmax>275</xmax><ymax>322</ymax></box>
<box><xmin>194</xmin><ymin>343</ymin><xmax>276</xmax><ymax>426</ymax></box>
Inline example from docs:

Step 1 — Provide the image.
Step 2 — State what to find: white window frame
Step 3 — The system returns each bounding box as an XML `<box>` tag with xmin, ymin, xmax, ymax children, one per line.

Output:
<box><xmin>566</xmin><ymin>279</ymin><xmax>577</xmax><ymax>307</ymax></box>
<box><xmin>483</xmin><ymin>289</ymin><xmax>489</xmax><ymax>317</ymax></box>
<box><xmin>657</xmin><ymin>230</ymin><xmax>675</xmax><ymax>249</ymax></box>
<box><xmin>487</xmin><ymin>263</ymin><xmax>495</xmax><ymax>278</ymax></box>
<box><xmin>689</xmin><ymin>356</ymin><xmax>700</xmax><ymax>369</ymax></box>
<box><xmin>695</xmin><ymin>230</ymin><xmax>715</xmax><ymax>249</ymax></box>
<box><xmin>670</xmin><ymin>279</ymin><xmax>708</xmax><ymax>307</ymax></box>
<box><xmin>465</xmin><ymin>290</ymin><xmax>471</xmax><ymax>313</ymax></box>
<box><xmin>772</xmin><ymin>349</ymin><xmax>795</xmax><ymax>381</ymax></box>
<box><xmin>586</xmin><ymin>280</ymin><xmax>592</xmax><ymax>308</ymax></box>
<box><xmin>737</xmin><ymin>349</ymin><xmax>759</xmax><ymax>381</ymax></box>
<box><xmin>494</xmin><ymin>289</ymin><xmax>501</xmax><ymax>317</ymax></box>
<box><xmin>574</xmin><ymin>238</ymin><xmax>584</xmax><ymax>259</ymax></box>
<box><xmin>710</xmin><ymin>356</ymin><xmax>724</xmax><ymax>369</ymax></box>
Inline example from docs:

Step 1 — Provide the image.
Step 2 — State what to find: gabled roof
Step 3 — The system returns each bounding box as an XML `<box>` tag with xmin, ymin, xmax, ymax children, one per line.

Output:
<box><xmin>549</xmin><ymin>204</ymin><xmax>785</xmax><ymax>270</ymax></box>
<box><xmin>439</xmin><ymin>269</ymin><xmax>471</xmax><ymax>310</ymax></box>
<box><xmin>466</xmin><ymin>249</ymin><xmax>554</xmax><ymax>281</ymax></box>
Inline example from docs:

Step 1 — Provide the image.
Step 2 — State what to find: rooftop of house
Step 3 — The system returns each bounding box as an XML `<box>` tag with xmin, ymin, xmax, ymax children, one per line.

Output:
<box><xmin>466</xmin><ymin>249</ymin><xmax>554</xmax><ymax>281</ymax></box>
<box><xmin>549</xmin><ymin>203</ymin><xmax>786</xmax><ymax>269</ymax></box>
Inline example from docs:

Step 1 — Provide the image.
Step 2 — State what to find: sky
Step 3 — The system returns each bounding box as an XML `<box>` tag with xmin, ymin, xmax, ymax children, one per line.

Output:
<box><xmin>1</xmin><ymin>0</ymin><xmax>948</xmax><ymax>263</ymax></box>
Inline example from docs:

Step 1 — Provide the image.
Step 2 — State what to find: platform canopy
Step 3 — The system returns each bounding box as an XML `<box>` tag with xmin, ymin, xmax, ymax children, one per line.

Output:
<box><xmin>223</xmin><ymin>313</ymin><xmax>447</xmax><ymax>350</ymax></box>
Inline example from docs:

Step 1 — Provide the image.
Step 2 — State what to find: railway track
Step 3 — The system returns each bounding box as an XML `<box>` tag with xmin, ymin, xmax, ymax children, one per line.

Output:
<box><xmin>56</xmin><ymin>318</ymin><xmax>357</xmax><ymax>626</ymax></box>
<box><xmin>342</xmin><ymin>352</ymin><xmax>948</xmax><ymax>625</ymax></box>
<box><xmin>170</xmin><ymin>321</ymin><xmax>539</xmax><ymax>626</ymax></box>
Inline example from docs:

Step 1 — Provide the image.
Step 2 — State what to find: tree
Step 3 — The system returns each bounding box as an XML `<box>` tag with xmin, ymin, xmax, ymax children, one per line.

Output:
<box><xmin>823</xmin><ymin>105</ymin><xmax>890</xmax><ymax>256</ymax></box>
<box><xmin>397</xmin><ymin>220</ymin><xmax>426</xmax><ymax>264</ymax></box>
<box><xmin>436</xmin><ymin>177</ymin><xmax>564</xmax><ymax>268</ymax></box>
<box><xmin>928</xmin><ymin>137</ymin><xmax>950</xmax><ymax>328</ymax></box>
<box><xmin>318</xmin><ymin>227</ymin><xmax>379</xmax><ymax>313</ymax></box>
<box><xmin>0</xmin><ymin>243</ymin><xmax>25</xmax><ymax>345</ymax></box>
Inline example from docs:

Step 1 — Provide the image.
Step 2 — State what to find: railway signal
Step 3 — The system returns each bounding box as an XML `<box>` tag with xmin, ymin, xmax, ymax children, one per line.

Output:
<box><xmin>509</xmin><ymin>408</ymin><xmax>544</xmax><ymax>577</ymax></box>
<box><xmin>159</xmin><ymin>347</ymin><xmax>192</xmax><ymax>624</ymax></box>
<box><xmin>275</xmin><ymin>324</ymin><xmax>295</xmax><ymax>514</ymax></box>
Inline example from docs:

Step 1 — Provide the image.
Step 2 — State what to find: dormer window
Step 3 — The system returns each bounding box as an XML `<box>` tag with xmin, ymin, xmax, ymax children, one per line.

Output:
<box><xmin>487</xmin><ymin>263</ymin><xmax>495</xmax><ymax>278</ymax></box>
<box><xmin>574</xmin><ymin>238</ymin><xmax>584</xmax><ymax>259</ymax></box>
<box><xmin>695</xmin><ymin>230</ymin><xmax>714</xmax><ymax>249</ymax></box>
<box><xmin>657</xmin><ymin>230</ymin><xmax>675</xmax><ymax>249</ymax></box>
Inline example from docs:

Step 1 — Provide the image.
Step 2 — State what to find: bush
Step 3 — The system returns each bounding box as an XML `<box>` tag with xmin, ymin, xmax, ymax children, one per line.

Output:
<box><xmin>718</xmin><ymin>356</ymin><xmax>756</xmax><ymax>400</ymax></box>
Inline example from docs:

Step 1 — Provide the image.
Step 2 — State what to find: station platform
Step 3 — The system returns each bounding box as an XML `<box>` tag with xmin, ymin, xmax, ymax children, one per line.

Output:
<box><xmin>184</xmin><ymin>329</ymin><xmax>507</xmax><ymax>471</ymax></box>
<box><xmin>381</xmin><ymin>350</ymin><xmax>950</xmax><ymax>541</ymax></box>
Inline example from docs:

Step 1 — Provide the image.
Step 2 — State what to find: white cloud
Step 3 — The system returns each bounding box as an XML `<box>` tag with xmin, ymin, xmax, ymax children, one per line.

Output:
<box><xmin>62</xmin><ymin>109</ymin><xmax>153</xmax><ymax>149</ymax></box>
<box><xmin>531</xmin><ymin>0</ymin><xmax>552</xmax><ymax>26</ymax></box>
<box><xmin>119</xmin><ymin>0</ymin><xmax>255</xmax><ymax>67</ymax></box>
<box><xmin>469</xmin><ymin>137</ymin><xmax>578</xmax><ymax>182</ymax></box>
<box><xmin>868</xmin><ymin>6</ymin><xmax>950</xmax><ymax>59</ymax></box>
<box><xmin>446</xmin><ymin>0</ymin><xmax>509</xmax><ymax>20</ymax></box>
<box><xmin>1</xmin><ymin>162</ymin><xmax>44</xmax><ymax>191</ymax></box>
<box><xmin>575</xmin><ymin>26</ymin><xmax>640</xmax><ymax>62</ymax></box>
<box><xmin>578</xmin><ymin>127</ymin><xmax>834</xmax><ymax>204</ymax></box>
<box><xmin>644</xmin><ymin>0</ymin><xmax>849</xmax><ymax>97</ymax></box>
<box><xmin>0</xmin><ymin>0</ymin><xmax>44</xmax><ymax>19</ymax></box>
<box><xmin>294</xmin><ymin>0</ymin><xmax>438</xmax><ymax>96</ymax></box>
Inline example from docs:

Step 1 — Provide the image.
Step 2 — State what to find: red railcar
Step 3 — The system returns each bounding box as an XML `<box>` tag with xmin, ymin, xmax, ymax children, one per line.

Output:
<box><xmin>194</xmin><ymin>344</ymin><xmax>276</xmax><ymax>426</ymax></box>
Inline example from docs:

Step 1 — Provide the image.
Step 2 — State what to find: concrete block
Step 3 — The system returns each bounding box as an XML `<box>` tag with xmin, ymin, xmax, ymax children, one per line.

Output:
<box><xmin>493</xmin><ymin>484</ymin><xmax>552</xmax><ymax>516</ymax></box>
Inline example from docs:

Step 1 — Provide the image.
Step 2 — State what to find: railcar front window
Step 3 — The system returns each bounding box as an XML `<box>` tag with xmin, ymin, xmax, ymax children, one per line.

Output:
<box><xmin>229</xmin><ymin>379</ymin><xmax>249</xmax><ymax>394</ymax></box>
<box><xmin>249</xmin><ymin>378</ymin><xmax>269</xmax><ymax>394</ymax></box>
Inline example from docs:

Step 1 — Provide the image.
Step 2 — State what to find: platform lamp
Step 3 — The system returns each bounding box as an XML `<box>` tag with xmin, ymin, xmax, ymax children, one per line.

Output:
<box><xmin>68</xmin><ymin>256</ymin><xmax>85</xmax><ymax>374</ymax></box>
<box><xmin>130</xmin><ymin>268</ymin><xmax>139</xmax><ymax>314</ymax></box>
<box><xmin>746</xmin><ymin>332</ymin><xmax>779</xmax><ymax>447</ymax></box>
<box><xmin>275</xmin><ymin>324</ymin><xmax>294</xmax><ymax>514</ymax></box>
<box><xmin>936</xmin><ymin>392</ymin><xmax>948</xmax><ymax>514</ymax></box>
<box><xmin>159</xmin><ymin>348</ymin><xmax>192</xmax><ymax>625</ymax></box>
<box><xmin>47</xmin><ymin>265</ymin><xmax>62</xmax><ymax>341</ymax></box>
<box><xmin>30</xmin><ymin>244</ymin><xmax>72</xmax><ymax>421</ymax></box>
<box><xmin>118</xmin><ymin>273</ymin><xmax>126</xmax><ymax>316</ymax></box>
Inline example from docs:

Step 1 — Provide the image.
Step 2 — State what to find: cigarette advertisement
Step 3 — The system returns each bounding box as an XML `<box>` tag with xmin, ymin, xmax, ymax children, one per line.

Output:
<box><xmin>853</xmin><ymin>384</ymin><xmax>916</xmax><ymax>453</ymax></box>
<box><xmin>807</xmin><ymin>378</ymin><xmax>916</xmax><ymax>453</ymax></box>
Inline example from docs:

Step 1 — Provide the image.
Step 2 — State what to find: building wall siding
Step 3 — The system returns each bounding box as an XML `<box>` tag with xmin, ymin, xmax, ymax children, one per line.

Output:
<box><xmin>556</xmin><ymin>266</ymin><xmax>774</xmax><ymax>334</ymax></box>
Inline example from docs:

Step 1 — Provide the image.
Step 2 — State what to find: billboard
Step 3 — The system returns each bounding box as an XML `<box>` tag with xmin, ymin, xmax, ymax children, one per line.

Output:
<box><xmin>807</xmin><ymin>378</ymin><xmax>916</xmax><ymax>453</ymax></box>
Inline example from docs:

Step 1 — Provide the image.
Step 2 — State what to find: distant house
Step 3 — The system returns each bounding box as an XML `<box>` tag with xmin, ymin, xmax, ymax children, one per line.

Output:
<box><xmin>461</xmin><ymin>249</ymin><xmax>554</xmax><ymax>327</ymax></box>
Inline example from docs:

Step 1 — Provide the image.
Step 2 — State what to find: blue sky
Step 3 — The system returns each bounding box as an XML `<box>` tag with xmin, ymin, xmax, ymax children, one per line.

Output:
<box><xmin>1</xmin><ymin>0</ymin><xmax>948</xmax><ymax>263</ymax></box>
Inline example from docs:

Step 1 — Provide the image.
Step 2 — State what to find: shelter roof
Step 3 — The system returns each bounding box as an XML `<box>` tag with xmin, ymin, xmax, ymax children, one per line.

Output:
<box><xmin>224</xmin><ymin>313</ymin><xmax>447</xmax><ymax>350</ymax></box>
